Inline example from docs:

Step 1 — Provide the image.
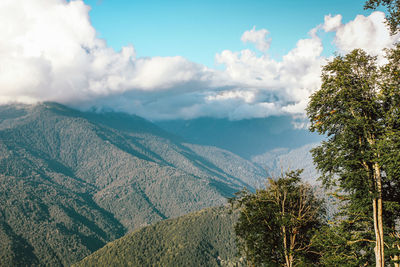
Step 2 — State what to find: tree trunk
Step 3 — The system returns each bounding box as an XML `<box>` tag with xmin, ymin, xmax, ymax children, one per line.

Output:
<box><xmin>282</xmin><ymin>225</ymin><xmax>291</xmax><ymax>267</ymax></box>
<box><xmin>281</xmin><ymin>190</ymin><xmax>291</xmax><ymax>267</ymax></box>
<box><xmin>373</xmin><ymin>162</ymin><xmax>385</xmax><ymax>267</ymax></box>
<box><xmin>373</xmin><ymin>198</ymin><xmax>384</xmax><ymax>267</ymax></box>
<box><xmin>288</xmin><ymin>253</ymin><xmax>293</xmax><ymax>267</ymax></box>
<box><xmin>393</xmin><ymin>232</ymin><xmax>400</xmax><ymax>267</ymax></box>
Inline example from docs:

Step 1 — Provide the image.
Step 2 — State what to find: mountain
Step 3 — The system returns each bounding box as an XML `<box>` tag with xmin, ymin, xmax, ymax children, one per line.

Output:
<box><xmin>0</xmin><ymin>102</ymin><xmax>265</xmax><ymax>266</ymax></box>
<box><xmin>251</xmin><ymin>143</ymin><xmax>319</xmax><ymax>184</ymax></box>
<box><xmin>156</xmin><ymin>116</ymin><xmax>323</xmax><ymax>159</ymax></box>
<box><xmin>73</xmin><ymin>206</ymin><xmax>242</xmax><ymax>267</ymax></box>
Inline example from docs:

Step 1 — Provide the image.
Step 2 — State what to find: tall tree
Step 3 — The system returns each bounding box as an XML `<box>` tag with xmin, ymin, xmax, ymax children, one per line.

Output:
<box><xmin>230</xmin><ymin>170</ymin><xmax>325</xmax><ymax>267</ymax></box>
<box><xmin>380</xmin><ymin>44</ymin><xmax>400</xmax><ymax>267</ymax></box>
<box><xmin>307</xmin><ymin>48</ymin><xmax>400</xmax><ymax>266</ymax></box>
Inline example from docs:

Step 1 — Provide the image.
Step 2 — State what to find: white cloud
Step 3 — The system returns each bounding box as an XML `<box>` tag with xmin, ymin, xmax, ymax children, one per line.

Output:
<box><xmin>0</xmin><ymin>1</ymin><xmax>398</xmax><ymax>121</ymax></box>
<box><xmin>206</xmin><ymin>90</ymin><xmax>256</xmax><ymax>103</ymax></box>
<box><xmin>241</xmin><ymin>26</ymin><xmax>271</xmax><ymax>52</ymax></box>
<box><xmin>323</xmin><ymin>14</ymin><xmax>342</xmax><ymax>32</ymax></box>
<box><xmin>215</xmin><ymin>27</ymin><xmax>325</xmax><ymax>117</ymax></box>
<box><xmin>0</xmin><ymin>0</ymin><xmax>215</xmax><ymax>105</ymax></box>
<box><xmin>324</xmin><ymin>12</ymin><xmax>400</xmax><ymax>60</ymax></box>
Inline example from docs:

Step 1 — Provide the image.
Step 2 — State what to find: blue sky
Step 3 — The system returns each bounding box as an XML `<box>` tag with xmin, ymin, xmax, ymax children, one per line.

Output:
<box><xmin>84</xmin><ymin>0</ymin><xmax>377</xmax><ymax>66</ymax></box>
<box><xmin>1</xmin><ymin>0</ymin><xmax>397</xmax><ymax>120</ymax></box>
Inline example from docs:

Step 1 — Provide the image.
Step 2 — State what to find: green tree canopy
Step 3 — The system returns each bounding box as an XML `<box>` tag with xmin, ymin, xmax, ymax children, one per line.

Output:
<box><xmin>230</xmin><ymin>170</ymin><xmax>325</xmax><ymax>267</ymax></box>
<box><xmin>307</xmin><ymin>47</ymin><xmax>400</xmax><ymax>266</ymax></box>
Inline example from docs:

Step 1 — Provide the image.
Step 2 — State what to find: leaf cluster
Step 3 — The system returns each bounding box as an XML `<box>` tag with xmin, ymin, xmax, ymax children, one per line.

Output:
<box><xmin>230</xmin><ymin>170</ymin><xmax>326</xmax><ymax>266</ymax></box>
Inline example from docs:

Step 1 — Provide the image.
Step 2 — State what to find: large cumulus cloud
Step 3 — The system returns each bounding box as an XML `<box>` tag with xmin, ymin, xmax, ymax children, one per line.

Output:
<box><xmin>324</xmin><ymin>12</ymin><xmax>400</xmax><ymax>61</ymax></box>
<box><xmin>0</xmin><ymin>0</ymin><xmax>398</xmax><ymax>120</ymax></box>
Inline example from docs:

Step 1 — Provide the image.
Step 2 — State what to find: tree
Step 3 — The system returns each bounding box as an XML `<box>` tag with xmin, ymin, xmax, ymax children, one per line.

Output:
<box><xmin>379</xmin><ymin>44</ymin><xmax>400</xmax><ymax>267</ymax></box>
<box><xmin>365</xmin><ymin>0</ymin><xmax>400</xmax><ymax>34</ymax></box>
<box><xmin>307</xmin><ymin>48</ymin><xmax>400</xmax><ymax>267</ymax></box>
<box><xmin>311</xmin><ymin>191</ymin><xmax>376</xmax><ymax>266</ymax></box>
<box><xmin>229</xmin><ymin>170</ymin><xmax>325</xmax><ymax>267</ymax></box>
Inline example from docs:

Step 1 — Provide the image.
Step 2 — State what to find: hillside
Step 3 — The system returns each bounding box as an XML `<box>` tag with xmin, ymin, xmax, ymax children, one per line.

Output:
<box><xmin>0</xmin><ymin>102</ymin><xmax>265</xmax><ymax>266</ymax></box>
<box><xmin>73</xmin><ymin>206</ymin><xmax>241</xmax><ymax>267</ymax></box>
<box><xmin>252</xmin><ymin>143</ymin><xmax>319</xmax><ymax>184</ymax></box>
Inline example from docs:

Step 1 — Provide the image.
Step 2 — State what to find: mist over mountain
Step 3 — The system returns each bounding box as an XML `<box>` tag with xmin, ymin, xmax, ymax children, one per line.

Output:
<box><xmin>0</xmin><ymin>102</ymin><xmax>266</xmax><ymax>266</ymax></box>
<box><xmin>156</xmin><ymin>116</ymin><xmax>322</xmax><ymax>159</ymax></box>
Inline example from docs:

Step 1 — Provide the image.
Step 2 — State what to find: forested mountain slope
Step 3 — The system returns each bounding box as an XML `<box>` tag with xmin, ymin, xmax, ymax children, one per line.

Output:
<box><xmin>0</xmin><ymin>102</ymin><xmax>265</xmax><ymax>266</ymax></box>
<box><xmin>252</xmin><ymin>143</ymin><xmax>319</xmax><ymax>183</ymax></box>
<box><xmin>74</xmin><ymin>206</ymin><xmax>241</xmax><ymax>267</ymax></box>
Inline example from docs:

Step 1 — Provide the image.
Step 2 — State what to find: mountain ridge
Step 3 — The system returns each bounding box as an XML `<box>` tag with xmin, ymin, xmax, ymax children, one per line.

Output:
<box><xmin>156</xmin><ymin>116</ymin><xmax>322</xmax><ymax>159</ymax></box>
<box><xmin>0</xmin><ymin>102</ymin><xmax>266</xmax><ymax>266</ymax></box>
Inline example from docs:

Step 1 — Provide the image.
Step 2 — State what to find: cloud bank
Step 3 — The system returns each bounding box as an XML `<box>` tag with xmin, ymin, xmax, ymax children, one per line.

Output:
<box><xmin>0</xmin><ymin>0</ymin><xmax>399</xmax><ymax>120</ymax></box>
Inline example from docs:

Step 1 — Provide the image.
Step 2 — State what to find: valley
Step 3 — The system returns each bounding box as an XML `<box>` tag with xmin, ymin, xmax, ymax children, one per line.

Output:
<box><xmin>1</xmin><ymin>102</ymin><xmax>310</xmax><ymax>266</ymax></box>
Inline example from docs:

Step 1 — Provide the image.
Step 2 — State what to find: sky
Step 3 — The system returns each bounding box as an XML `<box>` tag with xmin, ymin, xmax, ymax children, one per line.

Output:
<box><xmin>84</xmin><ymin>0</ymin><xmax>374</xmax><ymax>66</ymax></box>
<box><xmin>0</xmin><ymin>0</ymin><xmax>399</xmax><ymax>121</ymax></box>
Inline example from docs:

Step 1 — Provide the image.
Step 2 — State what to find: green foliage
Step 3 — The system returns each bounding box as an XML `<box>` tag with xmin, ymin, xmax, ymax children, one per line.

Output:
<box><xmin>307</xmin><ymin>49</ymin><xmax>381</xmax><ymax>194</ymax></box>
<box><xmin>311</xmin><ymin>192</ymin><xmax>376</xmax><ymax>266</ymax></box>
<box><xmin>365</xmin><ymin>0</ymin><xmax>400</xmax><ymax>34</ymax></box>
<box><xmin>73</xmin><ymin>207</ymin><xmax>241</xmax><ymax>267</ymax></box>
<box><xmin>230</xmin><ymin>170</ymin><xmax>325</xmax><ymax>266</ymax></box>
<box><xmin>379</xmin><ymin>44</ymin><xmax>400</xmax><ymax>184</ymax></box>
<box><xmin>307</xmin><ymin>47</ymin><xmax>400</xmax><ymax>265</ymax></box>
<box><xmin>312</xmin><ymin>222</ymin><xmax>375</xmax><ymax>266</ymax></box>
